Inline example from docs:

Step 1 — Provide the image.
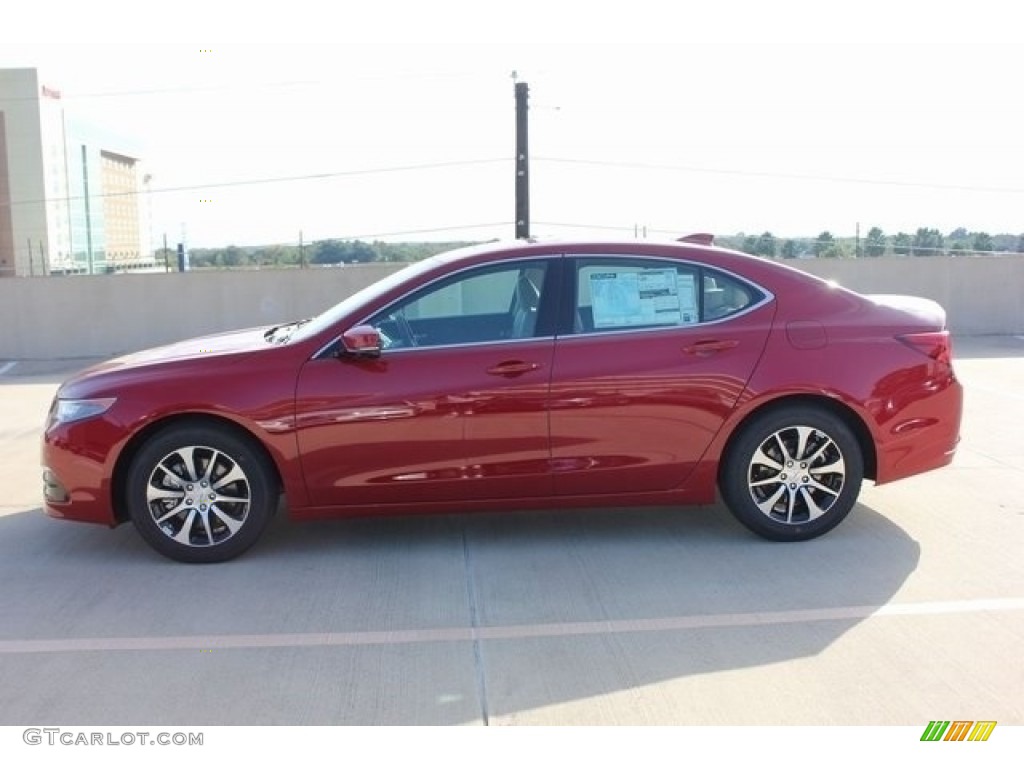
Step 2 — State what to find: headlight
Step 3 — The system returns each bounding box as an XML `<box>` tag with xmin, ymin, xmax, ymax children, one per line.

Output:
<box><xmin>48</xmin><ymin>397</ymin><xmax>117</xmax><ymax>428</ymax></box>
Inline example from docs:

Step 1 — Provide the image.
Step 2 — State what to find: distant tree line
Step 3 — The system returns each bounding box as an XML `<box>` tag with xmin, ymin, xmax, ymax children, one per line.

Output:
<box><xmin>720</xmin><ymin>228</ymin><xmax>1024</xmax><ymax>259</ymax></box>
<box><xmin>183</xmin><ymin>239</ymin><xmax>480</xmax><ymax>269</ymax></box>
<box><xmin>172</xmin><ymin>228</ymin><xmax>1024</xmax><ymax>270</ymax></box>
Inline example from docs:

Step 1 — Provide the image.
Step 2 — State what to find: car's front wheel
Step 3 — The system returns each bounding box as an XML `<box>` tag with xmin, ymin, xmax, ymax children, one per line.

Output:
<box><xmin>126</xmin><ymin>424</ymin><xmax>277</xmax><ymax>563</ymax></box>
<box><xmin>720</xmin><ymin>406</ymin><xmax>864</xmax><ymax>541</ymax></box>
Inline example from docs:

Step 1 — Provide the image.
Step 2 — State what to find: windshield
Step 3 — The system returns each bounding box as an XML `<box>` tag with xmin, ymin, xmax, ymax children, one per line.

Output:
<box><xmin>285</xmin><ymin>257</ymin><xmax>444</xmax><ymax>345</ymax></box>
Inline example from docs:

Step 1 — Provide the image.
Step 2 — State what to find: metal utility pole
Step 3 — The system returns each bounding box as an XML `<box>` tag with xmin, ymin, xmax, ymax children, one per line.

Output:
<box><xmin>82</xmin><ymin>146</ymin><xmax>95</xmax><ymax>275</ymax></box>
<box><xmin>514</xmin><ymin>80</ymin><xmax>530</xmax><ymax>240</ymax></box>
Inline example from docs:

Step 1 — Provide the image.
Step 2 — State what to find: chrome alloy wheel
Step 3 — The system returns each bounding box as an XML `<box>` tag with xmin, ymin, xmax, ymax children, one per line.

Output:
<box><xmin>746</xmin><ymin>425</ymin><xmax>846</xmax><ymax>525</ymax></box>
<box><xmin>145</xmin><ymin>445</ymin><xmax>252</xmax><ymax>547</ymax></box>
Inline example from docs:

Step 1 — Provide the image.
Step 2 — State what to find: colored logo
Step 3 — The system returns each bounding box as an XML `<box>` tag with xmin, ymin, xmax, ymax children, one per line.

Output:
<box><xmin>920</xmin><ymin>721</ymin><xmax>997</xmax><ymax>742</ymax></box>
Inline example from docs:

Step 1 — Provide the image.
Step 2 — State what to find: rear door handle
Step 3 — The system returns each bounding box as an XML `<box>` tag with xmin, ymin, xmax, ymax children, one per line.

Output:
<box><xmin>683</xmin><ymin>339</ymin><xmax>739</xmax><ymax>356</ymax></box>
<box><xmin>487</xmin><ymin>360</ymin><xmax>542</xmax><ymax>377</ymax></box>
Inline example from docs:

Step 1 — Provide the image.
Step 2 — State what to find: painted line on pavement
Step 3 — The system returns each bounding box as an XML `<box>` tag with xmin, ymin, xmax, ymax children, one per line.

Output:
<box><xmin>1</xmin><ymin>597</ymin><xmax>1022</xmax><ymax>655</ymax></box>
<box><xmin>0</xmin><ymin>362</ymin><xmax>17</xmax><ymax>376</ymax></box>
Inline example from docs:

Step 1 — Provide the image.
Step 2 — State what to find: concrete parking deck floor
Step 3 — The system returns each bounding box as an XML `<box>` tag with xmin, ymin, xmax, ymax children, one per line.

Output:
<box><xmin>0</xmin><ymin>336</ymin><xmax>1021</xmax><ymax>725</ymax></box>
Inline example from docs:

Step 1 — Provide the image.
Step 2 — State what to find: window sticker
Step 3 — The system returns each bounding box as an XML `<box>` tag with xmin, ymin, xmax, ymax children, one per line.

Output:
<box><xmin>676</xmin><ymin>272</ymin><xmax>699</xmax><ymax>325</ymax></box>
<box><xmin>590</xmin><ymin>268</ymin><xmax>697</xmax><ymax>328</ymax></box>
<box><xmin>590</xmin><ymin>271</ymin><xmax>640</xmax><ymax>328</ymax></box>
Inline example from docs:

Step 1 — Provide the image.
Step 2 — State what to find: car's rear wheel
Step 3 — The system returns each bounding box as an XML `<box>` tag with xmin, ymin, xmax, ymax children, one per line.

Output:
<box><xmin>720</xmin><ymin>406</ymin><xmax>863</xmax><ymax>541</ymax></box>
<box><xmin>126</xmin><ymin>424</ymin><xmax>276</xmax><ymax>563</ymax></box>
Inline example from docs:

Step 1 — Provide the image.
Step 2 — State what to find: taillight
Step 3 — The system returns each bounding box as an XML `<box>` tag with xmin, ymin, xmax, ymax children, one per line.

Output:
<box><xmin>897</xmin><ymin>330</ymin><xmax>953</xmax><ymax>366</ymax></box>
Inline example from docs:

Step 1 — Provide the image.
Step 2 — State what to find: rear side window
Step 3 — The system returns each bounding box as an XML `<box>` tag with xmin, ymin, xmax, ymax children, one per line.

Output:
<box><xmin>702</xmin><ymin>270</ymin><xmax>760</xmax><ymax>321</ymax></box>
<box><xmin>571</xmin><ymin>257</ymin><xmax>763</xmax><ymax>334</ymax></box>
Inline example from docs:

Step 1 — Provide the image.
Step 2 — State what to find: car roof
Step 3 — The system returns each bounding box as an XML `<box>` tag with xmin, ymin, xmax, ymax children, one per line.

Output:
<box><xmin>428</xmin><ymin>237</ymin><xmax>860</xmax><ymax>305</ymax></box>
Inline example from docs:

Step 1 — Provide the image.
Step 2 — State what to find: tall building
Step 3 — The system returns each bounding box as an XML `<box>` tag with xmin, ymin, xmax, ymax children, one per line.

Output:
<box><xmin>0</xmin><ymin>68</ymin><xmax>153</xmax><ymax>277</ymax></box>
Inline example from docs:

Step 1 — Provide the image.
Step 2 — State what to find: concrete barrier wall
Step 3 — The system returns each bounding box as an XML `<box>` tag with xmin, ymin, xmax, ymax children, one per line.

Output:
<box><xmin>0</xmin><ymin>255</ymin><xmax>1021</xmax><ymax>360</ymax></box>
<box><xmin>0</xmin><ymin>264</ymin><xmax>404</xmax><ymax>360</ymax></box>
<box><xmin>793</xmin><ymin>255</ymin><xmax>1024</xmax><ymax>337</ymax></box>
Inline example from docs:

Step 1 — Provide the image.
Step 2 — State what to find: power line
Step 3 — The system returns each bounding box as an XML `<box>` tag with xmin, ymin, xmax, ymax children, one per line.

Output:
<box><xmin>0</xmin><ymin>80</ymin><xmax>319</xmax><ymax>103</ymax></box>
<box><xmin>6</xmin><ymin>150</ymin><xmax>1019</xmax><ymax>215</ymax></box>
<box><xmin>181</xmin><ymin>222</ymin><xmax>510</xmax><ymax>251</ymax></box>
<box><xmin>317</xmin><ymin>222</ymin><xmax>510</xmax><ymax>242</ymax></box>
<box><xmin>533</xmin><ymin>220</ymin><xmax>641</xmax><ymax>234</ymax></box>
<box><xmin>1</xmin><ymin>158</ymin><xmax>511</xmax><ymax>209</ymax></box>
<box><xmin>0</xmin><ymin>70</ymin><xmax>506</xmax><ymax>103</ymax></box>
<box><xmin>533</xmin><ymin>156</ymin><xmax>1024</xmax><ymax>196</ymax></box>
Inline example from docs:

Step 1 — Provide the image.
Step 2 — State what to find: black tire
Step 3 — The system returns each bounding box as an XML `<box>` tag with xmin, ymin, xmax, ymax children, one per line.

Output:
<box><xmin>126</xmin><ymin>424</ymin><xmax>277</xmax><ymax>563</ymax></box>
<box><xmin>720</xmin><ymin>406</ymin><xmax>863</xmax><ymax>541</ymax></box>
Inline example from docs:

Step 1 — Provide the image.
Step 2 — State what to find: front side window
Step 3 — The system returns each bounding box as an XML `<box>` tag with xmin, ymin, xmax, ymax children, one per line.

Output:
<box><xmin>367</xmin><ymin>260</ymin><xmax>549</xmax><ymax>349</ymax></box>
<box><xmin>572</xmin><ymin>257</ymin><xmax>762</xmax><ymax>334</ymax></box>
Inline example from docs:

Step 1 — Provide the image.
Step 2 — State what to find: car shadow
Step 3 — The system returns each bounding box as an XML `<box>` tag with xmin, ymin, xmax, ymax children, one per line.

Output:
<box><xmin>0</xmin><ymin>497</ymin><xmax>917</xmax><ymax>724</ymax></box>
<box><xmin>256</xmin><ymin>499</ymin><xmax>922</xmax><ymax>724</ymax></box>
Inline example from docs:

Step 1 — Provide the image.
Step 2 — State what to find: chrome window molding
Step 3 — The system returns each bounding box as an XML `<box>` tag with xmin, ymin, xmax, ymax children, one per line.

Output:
<box><xmin>331</xmin><ymin>333</ymin><xmax>559</xmax><ymax>358</ymax></box>
<box><xmin>310</xmin><ymin>251</ymin><xmax>776</xmax><ymax>359</ymax></box>
<box><xmin>565</xmin><ymin>253</ymin><xmax>775</xmax><ymax>337</ymax></box>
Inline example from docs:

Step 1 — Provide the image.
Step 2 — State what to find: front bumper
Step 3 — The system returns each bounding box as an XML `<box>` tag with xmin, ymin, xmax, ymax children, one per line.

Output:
<box><xmin>41</xmin><ymin>421</ymin><xmax>121</xmax><ymax>526</ymax></box>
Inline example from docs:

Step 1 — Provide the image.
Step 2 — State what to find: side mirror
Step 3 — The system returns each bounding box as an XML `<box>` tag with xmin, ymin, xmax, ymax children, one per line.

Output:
<box><xmin>340</xmin><ymin>325</ymin><xmax>382</xmax><ymax>359</ymax></box>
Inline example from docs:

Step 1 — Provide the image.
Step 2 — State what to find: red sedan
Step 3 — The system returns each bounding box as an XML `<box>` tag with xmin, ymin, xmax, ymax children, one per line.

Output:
<box><xmin>42</xmin><ymin>237</ymin><xmax>962</xmax><ymax>562</ymax></box>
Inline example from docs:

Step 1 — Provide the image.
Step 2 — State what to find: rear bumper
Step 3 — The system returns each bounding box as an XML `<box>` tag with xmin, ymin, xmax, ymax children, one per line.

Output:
<box><xmin>874</xmin><ymin>377</ymin><xmax>963</xmax><ymax>484</ymax></box>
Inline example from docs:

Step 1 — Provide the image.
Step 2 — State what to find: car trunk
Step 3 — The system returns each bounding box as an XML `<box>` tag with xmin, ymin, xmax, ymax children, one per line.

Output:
<box><xmin>863</xmin><ymin>294</ymin><xmax>947</xmax><ymax>331</ymax></box>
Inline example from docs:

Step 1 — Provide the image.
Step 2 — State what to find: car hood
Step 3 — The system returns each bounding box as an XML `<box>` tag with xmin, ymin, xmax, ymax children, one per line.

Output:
<box><xmin>74</xmin><ymin>326</ymin><xmax>275</xmax><ymax>380</ymax></box>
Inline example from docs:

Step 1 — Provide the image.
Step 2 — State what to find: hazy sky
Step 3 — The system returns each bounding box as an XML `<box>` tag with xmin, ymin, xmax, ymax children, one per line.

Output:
<box><xmin>4</xmin><ymin>1</ymin><xmax>1021</xmax><ymax>249</ymax></box>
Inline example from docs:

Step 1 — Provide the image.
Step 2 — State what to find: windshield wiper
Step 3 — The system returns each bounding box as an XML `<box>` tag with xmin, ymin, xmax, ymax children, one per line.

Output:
<box><xmin>264</xmin><ymin>318</ymin><xmax>312</xmax><ymax>344</ymax></box>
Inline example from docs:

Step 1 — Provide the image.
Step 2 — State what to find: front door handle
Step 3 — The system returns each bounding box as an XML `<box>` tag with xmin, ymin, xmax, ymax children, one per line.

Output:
<box><xmin>683</xmin><ymin>339</ymin><xmax>740</xmax><ymax>356</ymax></box>
<box><xmin>487</xmin><ymin>360</ymin><xmax>542</xmax><ymax>377</ymax></box>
